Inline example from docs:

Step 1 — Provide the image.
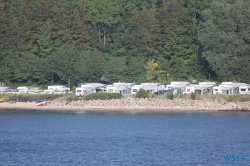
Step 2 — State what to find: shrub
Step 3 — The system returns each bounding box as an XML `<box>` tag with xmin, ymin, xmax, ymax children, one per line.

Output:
<box><xmin>136</xmin><ymin>89</ymin><xmax>149</xmax><ymax>98</ymax></box>
<box><xmin>84</xmin><ymin>93</ymin><xmax>122</xmax><ymax>100</ymax></box>
<box><xmin>190</xmin><ymin>92</ymin><xmax>196</xmax><ymax>100</ymax></box>
<box><xmin>167</xmin><ymin>90</ymin><xmax>174</xmax><ymax>100</ymax></box>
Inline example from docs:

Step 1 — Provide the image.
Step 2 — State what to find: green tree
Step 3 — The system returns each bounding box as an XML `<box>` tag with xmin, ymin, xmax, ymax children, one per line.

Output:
<box><xmin>128</xmin><ymin>8</ymin><xmax>161</xmax><ymax>57</ymax></box>
<box><xmin>47</xmin><ymin>46</ymin><xmax>81</xmax><ymax>85</ymax></box>
<box><xmin>157</xmin><ymin>0</ymin><xmax>202</xmax><ymax>80</ymax></box>
<box><xmin>37</xmin><ymin>19</ymin><xmax>54</xmax><ymax>58</ymax></box>
<box><xmin>125</xmin><ymin>56</ymin><xmax>146</xmax><ymax>83</ymax></box>
<box><xmin>85</xmin><ymin>0</ymin><xmax>122</xmax><ymax>46</ymax></box>
<box><xmin>2</xmin><ymin>52</ymin><xmax>44</xmax><ymax>83</ymax></box>
<box><xmin>103</xmin><ymin>56</ymin><xmax>127</xmax><ymax>83</ymax></box>
<box><xmin>75</xmin><ymin>49</ymin><xmax>104</xmax><ymax>83</ymax></box>
<box><xmin>145</xmin><ymin>59</ymin><xmax>164</xmax><ymax>82</ymax></box>
<box><xmin>199</xmin><ymin>0</ymin><xmax>250</xmax><ymax>82</ymax></box>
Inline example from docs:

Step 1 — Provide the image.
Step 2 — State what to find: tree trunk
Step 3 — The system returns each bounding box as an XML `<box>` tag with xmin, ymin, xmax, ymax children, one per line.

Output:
<box><xmin>104</xmin><ymin>30</ymin><xmax>106</xmax><ymax>46</ymax></box>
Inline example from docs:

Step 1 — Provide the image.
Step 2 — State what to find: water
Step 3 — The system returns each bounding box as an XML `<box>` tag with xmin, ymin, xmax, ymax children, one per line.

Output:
<box><xmin>0</xmin><ymin>110</ymin><xmax>250</xmax><ymax>166</ymax></box>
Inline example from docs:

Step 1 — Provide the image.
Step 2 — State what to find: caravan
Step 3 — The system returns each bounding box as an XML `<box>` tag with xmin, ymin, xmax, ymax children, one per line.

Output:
<box><xmin>213</xmin><ymin>82</ymin><xmax>247</xmax><ymax>95</ymax></box>
<box><xmin>239</xmin><ymin>85</ymin><xmax>250</xmax><ymax>94</ymax></box>
<box><xmin>75</xmin><ymin>83</ymin><xmax>106</xmax><ymax>96</ymax></box>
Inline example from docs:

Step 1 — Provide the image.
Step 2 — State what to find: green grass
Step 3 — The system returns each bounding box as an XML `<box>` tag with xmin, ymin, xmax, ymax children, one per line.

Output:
<box><xmin>1</xmin><ymin>94</ymin><xmax>63</xmax><ymax>102</ymax></box>
<box><xmin>2</xmin><ymin>93</ymin><xmax>250</xmax><ymax>103</ymax></box>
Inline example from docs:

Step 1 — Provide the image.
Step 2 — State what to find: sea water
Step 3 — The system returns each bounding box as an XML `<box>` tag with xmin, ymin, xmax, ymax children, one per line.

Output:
<box><xmin>0</xmin><ymin>110</ymin><xmax>250</xmax><ymax>166</ymax></box>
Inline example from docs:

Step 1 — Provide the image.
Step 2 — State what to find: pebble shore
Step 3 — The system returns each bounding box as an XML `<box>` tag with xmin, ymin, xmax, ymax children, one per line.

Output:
<box><xmin>1</xmin><ymin>98</ymin><xmax>250</xmax><ymax>112</ymax></box>
<box><xmin>47</xmin><ymin>98</ymin><xmax>250</xmax><ymax>112</ymax></box>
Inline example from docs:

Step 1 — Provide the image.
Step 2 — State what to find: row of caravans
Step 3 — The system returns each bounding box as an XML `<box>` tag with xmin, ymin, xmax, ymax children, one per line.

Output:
<box><xmin>75</xmin><ymin>83</ymin><xmax>166</xmax><ymax>96</ymax></box>
<box><xmin>1</xmin><ymin>82</ymin><xmax>250</xmax><ymax>95</ymax></box>
<box><xmin>169</xmin><ymin>82</ymin><xmax>250</xmax><ymax>95</ymax></box>
<box><xmin>0</xmin><ymin>85</ymin><xmax>70</xmax><ymax>94</ymax></box>
<box><xmin>75</xmin><ymin>82</ymin><xmax>250</xmax><ymax>96</ymax></box>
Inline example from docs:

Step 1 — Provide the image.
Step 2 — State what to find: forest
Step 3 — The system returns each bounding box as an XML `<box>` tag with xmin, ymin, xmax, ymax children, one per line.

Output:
<box><xmin>0</xmin><ymin>0</ymin><xmax>250</xmax><ymax>88</ymax></box>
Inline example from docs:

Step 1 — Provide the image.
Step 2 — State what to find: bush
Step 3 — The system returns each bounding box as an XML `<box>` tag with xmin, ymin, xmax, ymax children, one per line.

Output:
<box><xmin>167</xmin><ymin>90</ymin><xmax>174</xmax><ymax>100</ymax></box>
<box><xmin>84</xmin><ymin>93</ymin><xmax>122</xmax><ymax>100</ymax></box>
<box><xmin>190</xmin><ymin>92</ymin><xmax>196</xmax><ymax>100</ymax></box>
<box><xmin>136</xmin><ymin>89</ymin><xmax>149</xmax><ymax>98</ymax></box>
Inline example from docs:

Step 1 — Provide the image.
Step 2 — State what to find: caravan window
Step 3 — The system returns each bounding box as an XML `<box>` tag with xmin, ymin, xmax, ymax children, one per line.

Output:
<box><xmin>77</xmin><ymin>90</ymin><xmax>82</xmax><ymax>93</ymax></box>
<box><xmin>248</xmin><ymin>88</ymin><xmax>250</xmax><ymax>91</ymax></box>
<box><xmin>240</xmin><ymin>88</ymin><xmax>246</xmax><ymax>91</ymax></box>
<box><xmin>214</xmin><ymin>89</ymin><xmax>218</xmax><ymax>91</ymax></box>
<box><xmin>133</xmin><ymin>89</ymin><xmax>138</xmax><ymax>92</ymax></box>
<box><xmin>187</xmin><ymin>89</ymin><xmax>190</xmax><ymax>92</ymax></box>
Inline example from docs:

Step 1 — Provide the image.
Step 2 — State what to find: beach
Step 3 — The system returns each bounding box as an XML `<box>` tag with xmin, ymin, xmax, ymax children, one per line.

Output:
<box><xmin>1</xmin><ymin>98</ymin><xmax>249</xmax><ymax>112</ymax></box>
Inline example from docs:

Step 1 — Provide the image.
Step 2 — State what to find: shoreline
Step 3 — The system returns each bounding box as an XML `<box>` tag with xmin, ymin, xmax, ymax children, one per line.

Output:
<box><xmin>1</xmin><ymin>98</ymin><xmax>250</xmax><ymax>113</ymax></box>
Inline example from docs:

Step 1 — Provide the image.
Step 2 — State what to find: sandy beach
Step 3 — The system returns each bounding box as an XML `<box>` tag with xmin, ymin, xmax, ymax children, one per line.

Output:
<box><xmin>1</xmin><ymin>98</ymin><xmax>250</xmax><ymax>113</ymax></box>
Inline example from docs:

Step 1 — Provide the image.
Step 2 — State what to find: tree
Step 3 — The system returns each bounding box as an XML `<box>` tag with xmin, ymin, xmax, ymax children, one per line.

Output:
<box><xmin>128</xmin><ymin>8</ymin><xmax>161</xmax><ymax>57</ymax></box>
<box><xmin>75</xmin><ymin>49</ymin><xmax>104</xmax><ymax>83</ymax></box>
<box><xmin>47</xmin><ymin>46</ymin><xmax>81</xmax><ymax>85</ymax></box>
<box><xmin>2</xmin><ymin>52</ymin><xmax>44</xmax><ymax>83</ymax></box>
<box><xmin>85</xmin><ymin>0</ymin><xmax>122</xmax><ymax>46</ymax></box>
<box><xmin>37</xmin><ymin>19</ymin><xmax>54</xmax><ymax>58</ymax></box>
<box><xmin>145</xmin><ymin>59</ymin><xmax>164</xmax><ymax>82</ymax></box>
<box><xmin>199</xmin><ymin>0</ymin><xmax>250</xmax><ymax>82</ymax></box>
<box><xmin>103</xmin><ymin>56</ymin><xmax>127</xmax><ymax>83</ymax></box>
<box><xmin>157</xmin><ymin>0</ymin><xmax>202</xmax><ymax>80</ymax></box>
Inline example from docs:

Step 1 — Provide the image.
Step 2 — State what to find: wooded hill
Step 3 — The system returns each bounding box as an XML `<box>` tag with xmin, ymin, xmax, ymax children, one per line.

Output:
<box><xmin>0</xmin><ymin>0</ymin><xmax>250</xmax><ymax>87</ymax></box>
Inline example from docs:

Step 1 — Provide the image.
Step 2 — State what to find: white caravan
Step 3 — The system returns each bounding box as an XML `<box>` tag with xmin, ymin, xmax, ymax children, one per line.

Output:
<box><xmin>184</xmin><ymin>82</ymin><xmax>216</xmax><ymax>95</ymax></box>
<box><xmin>75</xmin><ymin>83</ymin><xmax>106</xmax><ymax>96</ymax></box>
<box><xmin>239</xmin><ymin>85</ymin><xmax>250</xmax><ymax>94</ymax></box>
<box><xmin>212</xmin><ymin>82</ymin><xmax>247</xmax><ymax>95</ymax></box>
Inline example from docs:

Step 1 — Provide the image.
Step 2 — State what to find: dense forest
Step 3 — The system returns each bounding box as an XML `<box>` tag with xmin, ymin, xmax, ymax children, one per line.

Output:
<box><xmin>0</xmin><ymin>0</ymin><xmax>250</xmax><ymax>88</ymax></box>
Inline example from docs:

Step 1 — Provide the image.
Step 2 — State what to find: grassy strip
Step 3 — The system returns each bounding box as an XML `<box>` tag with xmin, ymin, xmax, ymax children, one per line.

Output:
<box><xmin>84</xmin><ymin>93</ymin><xmax>122</xmax><ymax>100</ymax></box>
<box><xmin>2</xmin><ymin>94</ymin><xmax>62</xmax><ymax>102</ymax></box>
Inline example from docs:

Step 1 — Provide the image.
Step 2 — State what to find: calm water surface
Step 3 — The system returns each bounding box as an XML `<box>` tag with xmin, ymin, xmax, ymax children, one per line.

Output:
<box><xmin>0</xmin><ymin>109</ymin><xmax>250</xmax><ymax>166</ymax></box>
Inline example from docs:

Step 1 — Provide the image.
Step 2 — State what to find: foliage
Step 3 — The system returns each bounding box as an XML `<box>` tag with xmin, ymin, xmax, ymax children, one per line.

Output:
<box><xmin>4</xmin><ymin>0</ymin><xmax>248</xmax><ymax>86</ymax></box>
<box><xmin>190</xmin><ymin>92</ymin><xmax>196</xmax><ymax>100</ymax></box>
<box><xmin>145</xmin><ymin>59</ymin><xmax>164</xmax><ymax>82</ymax></box>
<box><xmin>103</xmin><ymin>56</ymin><xmax>127</xmax><ymax>83</ymax></box>
<box><xmin>167</xmin><ymin>90</ymin><xmax>174</xmax><ymax>100</ymax></box>
<box><xmin>199</xmin><ymin>0</ymin><xmax>250</xmax><ymax>82</ymax></box>
<box><xmin>84</xmin><ymin>93</ymin><xmax>122</xmax><ymax>100</ymax></box>
<box><xmin>136</xmin><ymin>89</ymin><xmax>149</xmax><ymax>98</ymax></box>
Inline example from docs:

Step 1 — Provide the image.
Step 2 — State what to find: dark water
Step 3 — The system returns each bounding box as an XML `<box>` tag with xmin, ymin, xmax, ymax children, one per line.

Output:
<box><xmin>0</xmin><ymin>110</ymin><xmax>250</xmax><ymax>166</ymax></box>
